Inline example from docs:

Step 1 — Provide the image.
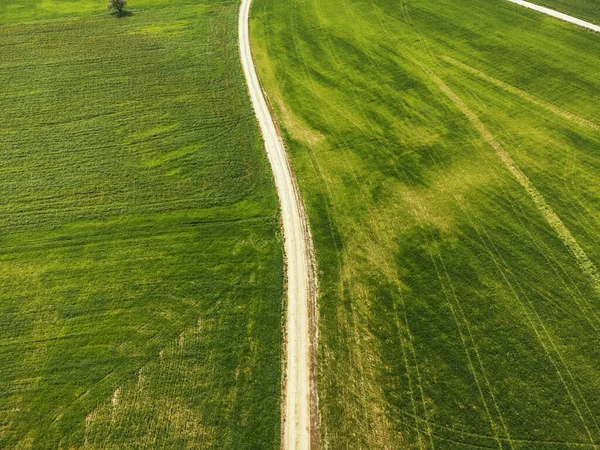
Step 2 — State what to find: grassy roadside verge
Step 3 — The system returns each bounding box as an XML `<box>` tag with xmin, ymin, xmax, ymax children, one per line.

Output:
<box><xmin>529</xmin><ymin>0</ymin><xmax>599</xmax><ymax>24</ymax></box>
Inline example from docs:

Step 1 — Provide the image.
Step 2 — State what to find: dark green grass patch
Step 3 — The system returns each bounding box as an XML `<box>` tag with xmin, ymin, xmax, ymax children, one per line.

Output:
<box><xmin>251</xmin><ymin>0</ymin><xmax>600</xmax><ymax>448</ymax></box>
<box><xmin>0</xmin><ymin>1</ymin><xmax>282</xmax><ymax>449</ymax></box>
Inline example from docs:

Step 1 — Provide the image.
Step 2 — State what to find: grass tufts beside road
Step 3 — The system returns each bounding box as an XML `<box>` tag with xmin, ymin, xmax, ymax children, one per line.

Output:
<box><xmin>528</xmin><ymin>0</ymin><xmax>600</xmax><ymax>25</ymax></box>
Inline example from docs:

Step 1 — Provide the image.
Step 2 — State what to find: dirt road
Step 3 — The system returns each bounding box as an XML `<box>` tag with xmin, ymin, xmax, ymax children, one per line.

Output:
<box><xmin>506</xmin><ymin>0</ymin><xmax>600</xmax><ymax>32</ymax></box>
<box><xmin>238</xmin><ymin>1</ymin><xmax>317</xmax><ymax>449</ymax></box>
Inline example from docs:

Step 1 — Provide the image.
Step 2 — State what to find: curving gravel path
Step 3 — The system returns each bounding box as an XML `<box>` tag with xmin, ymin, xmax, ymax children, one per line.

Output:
<box><xmin>238</xmin><ymin>1</ymin><xmax>318</xmax><ymax>449</ymax></box>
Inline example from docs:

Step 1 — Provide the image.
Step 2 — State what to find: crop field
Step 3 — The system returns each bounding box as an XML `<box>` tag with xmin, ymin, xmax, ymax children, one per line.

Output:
<box><xmin>0</xmin><ymin>1</ymin><xmax>283</xmax><ymax>449</ymax></box>
<box><xmin>533</xmin><ymin>0</ymin><xmax>600</xmax><ymax>24</ymax></box>
<box><xmin>251</xmin><ymin>0</ymin><xmax>600</xmax><ymax>448</ymax></box>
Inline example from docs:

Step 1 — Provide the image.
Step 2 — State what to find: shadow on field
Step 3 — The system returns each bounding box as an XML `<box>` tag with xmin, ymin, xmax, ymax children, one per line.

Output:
<box><xmin>110</xmin><ymin>10</ymin><xmax>134</xmax><ymax>18</ymax></box>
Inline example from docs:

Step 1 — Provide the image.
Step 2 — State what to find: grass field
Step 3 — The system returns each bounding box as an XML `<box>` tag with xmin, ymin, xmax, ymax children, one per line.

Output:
<box><xmin>251</xmin><ymin>0</ymin><xmax>600</xmax><ymax>448</ymax></box>
<box><xmin>0</xmin><ymin>1</ymin><xmax>283</xmax><ymax>448</ymax></box>
<box><xmin>532</xmin><ymin>0</ymin><xmax>600</xmax><ymax>24</ymax></box>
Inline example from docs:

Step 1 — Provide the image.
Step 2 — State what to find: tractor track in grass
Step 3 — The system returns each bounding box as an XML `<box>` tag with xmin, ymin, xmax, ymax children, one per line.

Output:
<box><xmin>238</xmin><ymin>0</ymin><xmax>319</xmax><ymax>449</ymax></box>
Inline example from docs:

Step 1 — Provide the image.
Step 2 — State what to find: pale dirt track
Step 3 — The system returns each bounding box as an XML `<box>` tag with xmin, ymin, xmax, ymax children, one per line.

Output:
<box><xmin>506</xmin><ymin>0</ymin><xmax>600</xmax><ymax>32</ymax></box>
<box><xmin>238</xmin><ymin>1</ymin><xmax>318</xmax><ymax>449</ymax></box>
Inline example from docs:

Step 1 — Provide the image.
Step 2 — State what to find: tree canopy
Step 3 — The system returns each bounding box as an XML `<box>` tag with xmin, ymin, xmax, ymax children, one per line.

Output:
<box><xmin>107</xmin><ymin>0</ymin><xmax>127</xmax><ymax>14</ymax></box>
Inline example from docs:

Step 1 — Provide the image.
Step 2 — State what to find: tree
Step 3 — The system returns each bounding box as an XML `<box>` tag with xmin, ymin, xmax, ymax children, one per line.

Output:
<box><xmin>107</xmin><ymin>0</ymin><xmax>127</xmax><ymax>15</ymax></box>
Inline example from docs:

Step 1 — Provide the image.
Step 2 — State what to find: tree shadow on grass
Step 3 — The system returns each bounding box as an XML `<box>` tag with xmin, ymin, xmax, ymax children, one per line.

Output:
<box><xmin>109</xmin><ymin>10</ymin><xmax>134</xmax><ymax>18</ymax></box>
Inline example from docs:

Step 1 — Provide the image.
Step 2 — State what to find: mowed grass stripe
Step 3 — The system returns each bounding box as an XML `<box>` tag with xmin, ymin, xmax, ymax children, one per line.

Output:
<box><xmin>440</xmin><ymin>56</ymin><xmax>600</xmax><ymax>132</ymax></box>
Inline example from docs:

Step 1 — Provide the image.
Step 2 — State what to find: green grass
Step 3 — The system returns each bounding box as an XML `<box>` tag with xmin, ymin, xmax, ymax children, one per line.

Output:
<box><xmin>251</xmin><ymin>0</ymin><xmax>600</xmax><ymax>448</ymax></box>
<box><xmin>531</xmin><ymin>0</ymin><xmax>600</xmax><ymax>24</ymax></box>
<box><xmin>0</xmin><ymin>1</ymin><xmax>283</xmax><ymax>448</ymax></box>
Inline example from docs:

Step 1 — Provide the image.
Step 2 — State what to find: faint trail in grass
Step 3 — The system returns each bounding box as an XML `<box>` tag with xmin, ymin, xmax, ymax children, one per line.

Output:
<box><xmin>457</xmin><ymin>200</ymin><xmax>599</xmax><ymax>443</ymax></box>
<box><xmin>322</xmin><ymin>11</ymin><xmax>387</xmax><ymax>440</ymax></box>
<box><xmin>110</xmin><ymin>388</ymin><xmax>120</xmax><ymax>424</ymax></box>
<box><xmin>441</xmin><ymin>56</ymin><xmax>600</xmax><ymax>132</ymax></box>
<box><xmin>362</xmin><ymin>4</ymin><xmax>513</xmax><ymax>445</ymax></box>
<box><xmin>452</xmin><ymin>141</ymin><xmax>600</xmax><ymax>437</ymax></box>
<box><xmin>499</xmin><ymin>187</ymin><xmax>600</xmax><ymax>335</ymax></box>
<box><xmin>474</xmin><ymin>216</ymin><xmax>600</xmax><ymax>439</ymax></box>
<box><xmin>431</xmin><ymin>74</ymin><xmax>600</xmax><ymax>301</ymax></box>
<box><xmin>402</xmin><ymin>306</ymin><xmax>435</xmax><ymax>449</ymax></box>
<box><xmin>424</xmin><ymin>239</ymin><xmax>504</xmax><ymax>450</ymax></box>
<box><xmin>334</xmin><ymin>2</ymin><xmax>515</xmax><ymax>445</ymax></box>
<box><xmin>441</xmin><ymin>85</ymin><xmax>600</xmax><ymax>334</ymax></box>
<box><xmin>298</xmin><ymin>1</ymin><xmax>433</xmax><ymax>446</ymax></box>
<box><xmin>435</xmin><ymin>243</ymin><xmax>515</xmax><ymax>450</ymax></box>
<box><xmin>392</xmin><ymin>296</ymin><xmax>426</xmax><ymax>448</ymax></box>
<box><xmin>316</xmin><ymin>2</ymin><xmax>437</xmax><ymax>442</ymax></box>
<box><xmin>83</xmin><ymin>322</ymin><xmax>214</xmax><ymax>449</ymax></box>
<box><xmin>403</xmin><ymin>19</ymin><xmax>597</xmax><ymax>442</ymax></box>
<box><xmin>387</xmin><ymin>405</ymin><xmax>600</xmax><ymax>448</ymax></box>
<box><xmin>440</xmin><ymin>77</ymin><xmax>600</xmax><ymax>438</ymax></box>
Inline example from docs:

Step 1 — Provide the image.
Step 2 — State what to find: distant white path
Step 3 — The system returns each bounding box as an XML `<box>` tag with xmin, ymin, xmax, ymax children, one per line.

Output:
<box><xmin>239</xmin><ymin>0</ymin><xmax>317</xmax><ymax>449</ymax></box>
<box><xmin>506</xmin><ymin>0</ymin><xmax>600</xmax><ymax>32</ymax></box>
